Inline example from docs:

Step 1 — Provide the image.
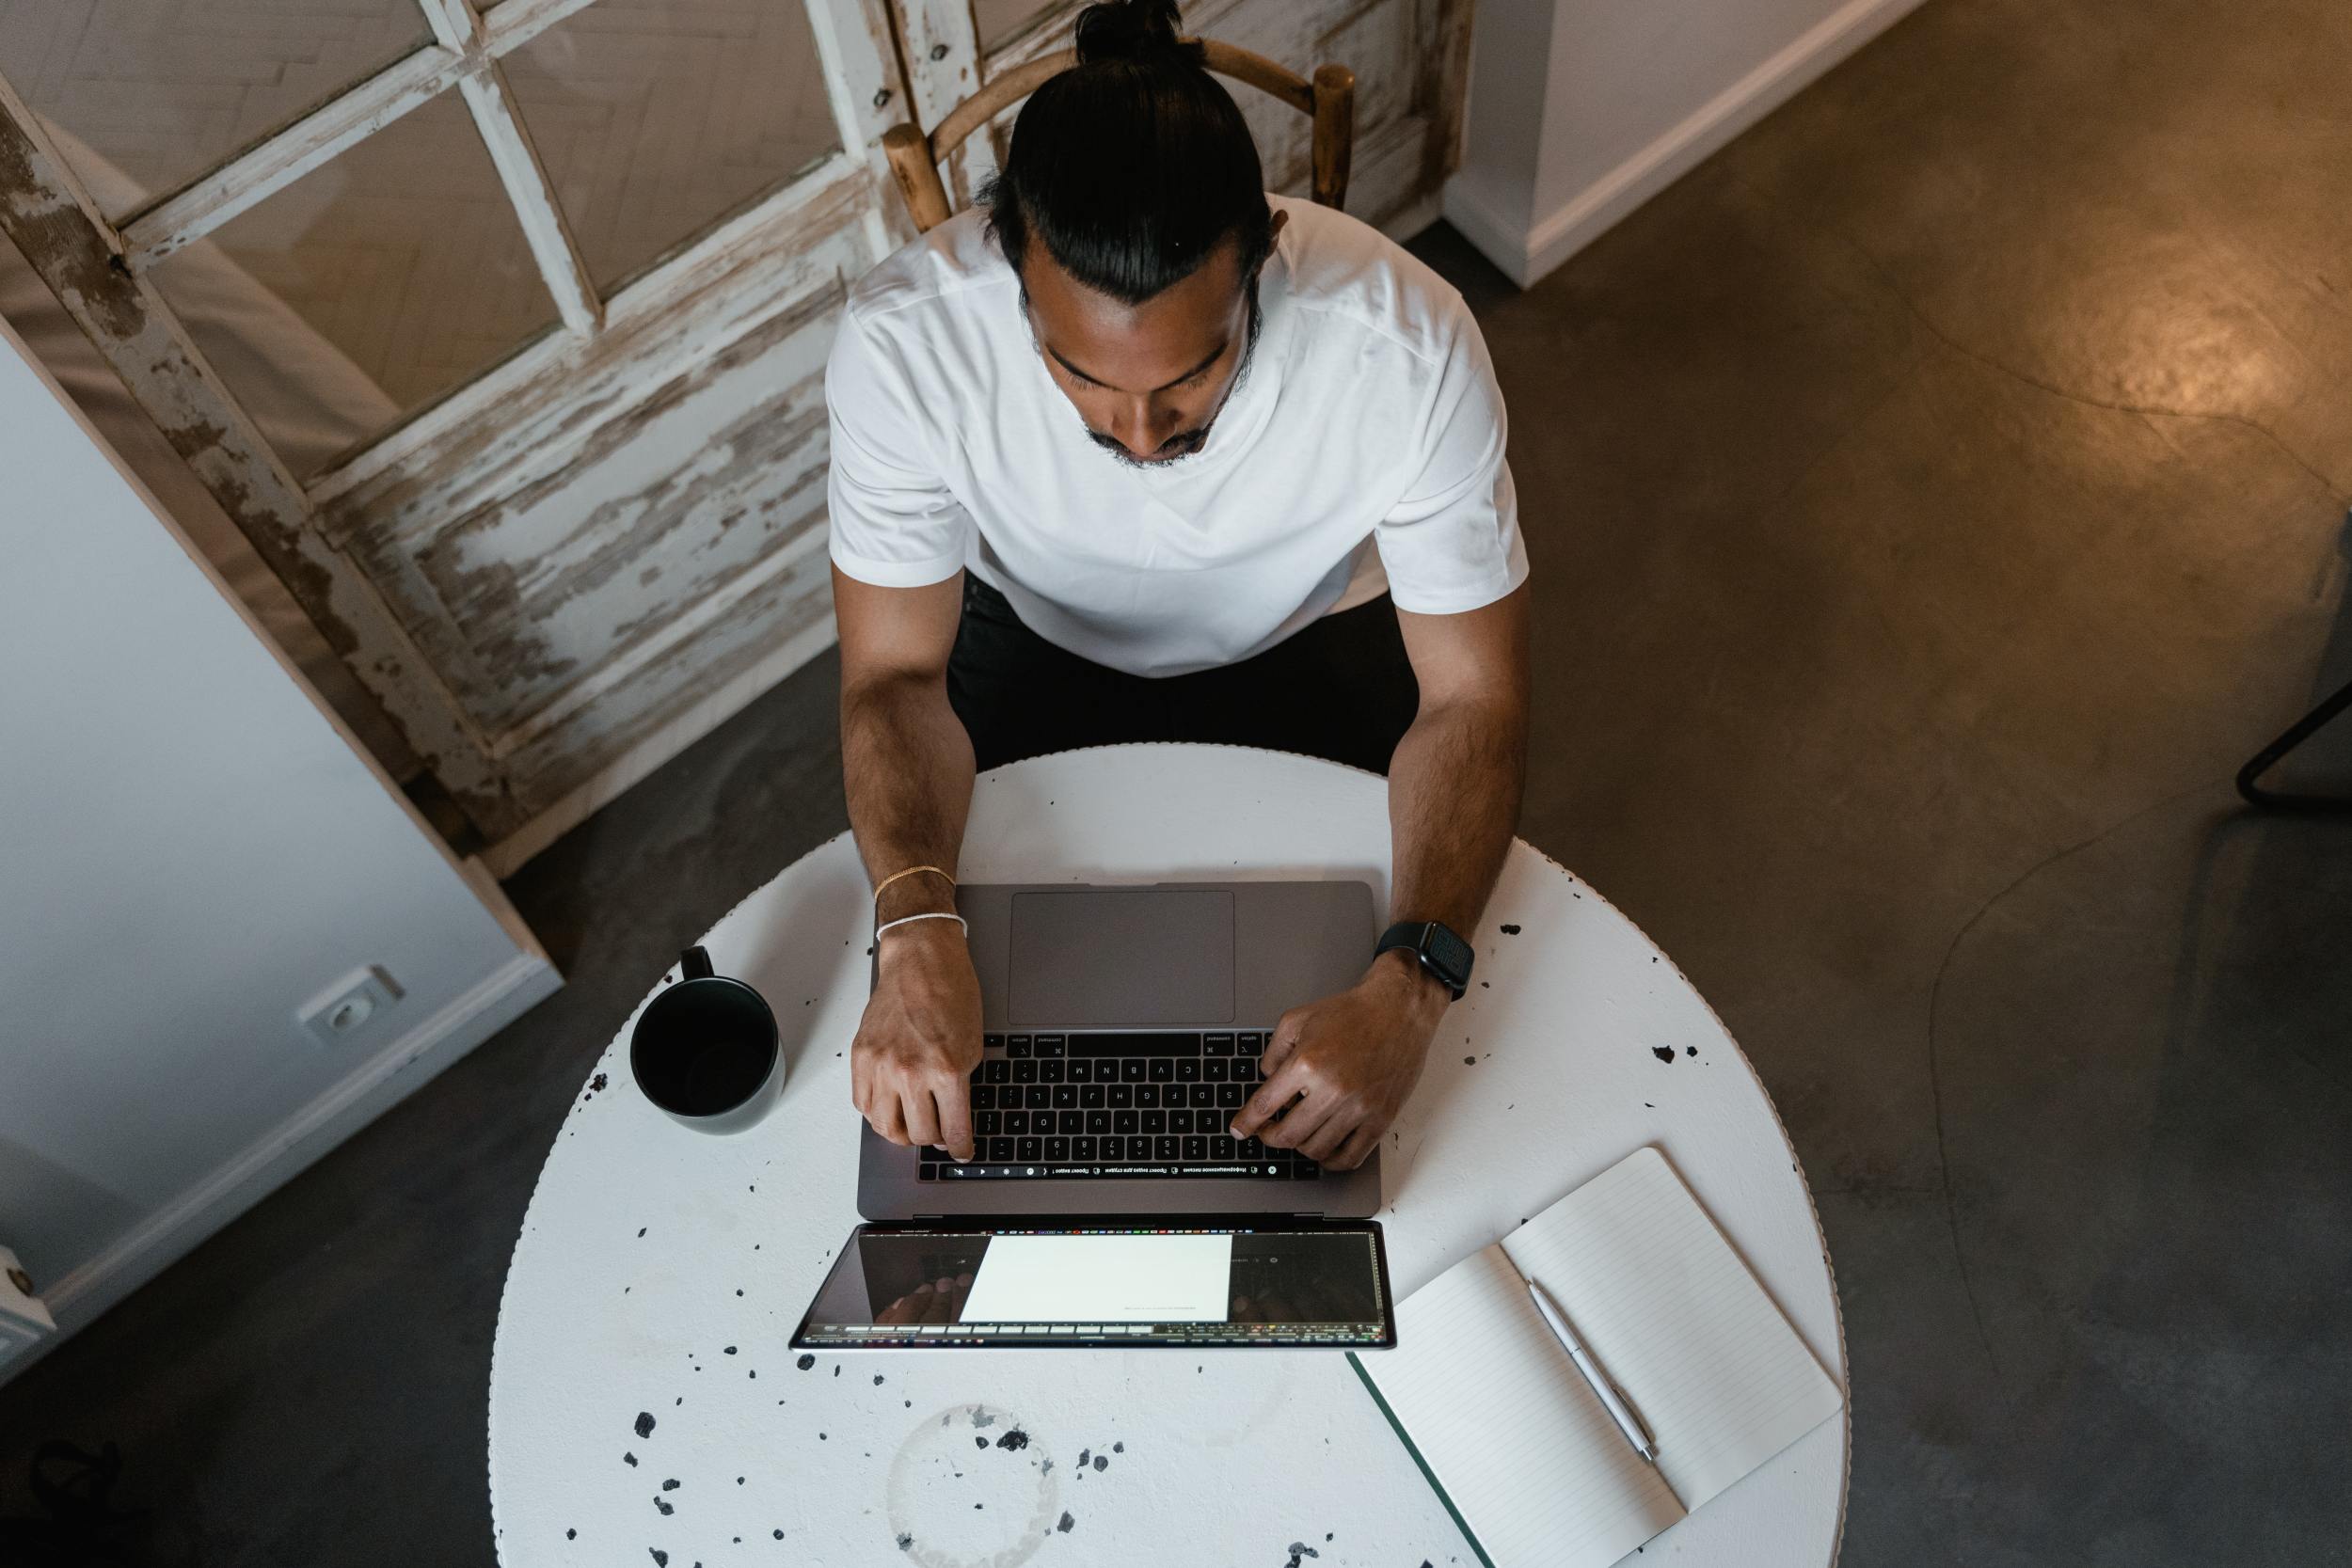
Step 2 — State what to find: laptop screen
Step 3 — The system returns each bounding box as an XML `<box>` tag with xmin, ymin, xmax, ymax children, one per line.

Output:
<box><xmin>791</xmin><ymin>1220</ymin><xmax>1394</xmax><ymax>1349</ymax></box>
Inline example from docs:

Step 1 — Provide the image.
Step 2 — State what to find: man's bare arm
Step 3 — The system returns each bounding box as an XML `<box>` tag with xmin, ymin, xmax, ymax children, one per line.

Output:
<box><xmin>834</xmin><ymin>565</ymin><xmax>983</xmax><ymax>1161</ymax></box>
<box><xmin>1230</xmin><ymin>583</ymin><xmax>1530</xmax><ymax>1168</ymax></box>
<box><xmin>1385</xmin><ymin>580</ymin><xmax>1532</xmax><ymax>958</ymax></box>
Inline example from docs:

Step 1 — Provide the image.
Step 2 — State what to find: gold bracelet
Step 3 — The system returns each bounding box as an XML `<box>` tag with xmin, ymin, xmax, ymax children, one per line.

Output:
<box><xmin>873</xmin><ymin>863</ymin><xmax>955</xmax><ymax>904</ymax></box>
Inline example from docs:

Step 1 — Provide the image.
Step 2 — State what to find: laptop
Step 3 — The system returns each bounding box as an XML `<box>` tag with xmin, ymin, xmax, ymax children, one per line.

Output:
<box><xmin>791</xmin><ymin>880</ymin><xmax>1395</xmax><ymax>1351</ymax></box>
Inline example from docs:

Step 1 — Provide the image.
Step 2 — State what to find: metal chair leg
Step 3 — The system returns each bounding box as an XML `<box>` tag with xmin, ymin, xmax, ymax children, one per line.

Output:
<box><xmin>2237</xmin><ymin>675</ymin><xmax>2352</xmax><ymax>811</ymax></box>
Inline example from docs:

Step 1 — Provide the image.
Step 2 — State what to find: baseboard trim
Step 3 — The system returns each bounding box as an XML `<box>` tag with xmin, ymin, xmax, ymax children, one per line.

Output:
<box><xmin>6</xmin><ymin>949</ymin><xmax>560</xmax><ymax>1385</ymax></box>
<box><xmin>1447</xmin><ymin>0</ymin><xmax>1931</xmax><ymax>288</ymax></box>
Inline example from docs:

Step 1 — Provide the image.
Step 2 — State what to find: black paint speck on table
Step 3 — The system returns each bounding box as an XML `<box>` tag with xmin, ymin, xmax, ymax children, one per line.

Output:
<box><xmin>649</xmin><ymin>1551</ymin><xmax>667</xmax><ymax>1566</ymax></box>
<box><xmin>873</xmin><ymin>1373</ymin><xmax>885</xmax><ymax>1385</ymax></box>
<box><xmin>1113</xmin><ymin>1442</ymin><xmax>1122</xmax><ymax>1452</ymax></box>
<box><xmin>723</xmin><ymin>1345</ymin><xmax>737</xmax><ymax>1354</ymax></box>
<box><xmin>1284</xmin><ymin>1542</ymin><xmax>1323</xmax><ymax>1566</ymax></box>
<box><xmin>623</xmin><ymin>1451</ymin><xmax>637</xmax><ymax>1466</ymax></box>
<box><xmin>1686</xmin><ymin>1045</ymin><xmax>1697</xmax><ymax>1056</ymax></box>
<box><xmin>1091</xmin><ymin>1454</ymin><xmax>1107</xmax><ymax>1472</ymax></box>
<box><xmin>994</xmin><ymin>1428</ymin><xmax>1028</xmax><ymax>1450</ymax></box>
<box><xmin>1057</xmin><ymin>1511</ymin><xmax>1076</xmax><ymax>1533</ymax></box>
<box><xmin>1500</xmin><ymin>924</ymin><xmax>1521</xmax><ymax>935</ymax></box>
<box><xmin>661</xmin><ymin>1479</ymin><xmax>680</xmax><ymax>1491</ymax></box>
<box><xmin>1464</xmin><ymin>1055</ymin><xmax>1475</xmax><ymax>1065</ymax></box>
<box><xmin>635</xmin><ymin>1412</ymin><xmax>656</xmax><ymax>1438</ymax></box>
<box><xmin>975</xmin><ymin>1436</ymin><xmax>989</xmax><ymax>1449</ymax></box>
<box><xmin>898</xmin><ymin>1533</ymin><xmax>914</xmax><ymax>1551</ymax></box>
<box><xmin>1651</xmin><ymin>1046</ymin><xmax>1676</xmax><ymax>1064</ymax></box>
<box><xmin>796</xmin><ymin>1354</ymin><xmax>815</xmax><ymax>1370</ymax></box>
<box><xmin>653</xmin><ymin>1497</ymin><xmax>673</xmax><ymax>1516</ymax></box>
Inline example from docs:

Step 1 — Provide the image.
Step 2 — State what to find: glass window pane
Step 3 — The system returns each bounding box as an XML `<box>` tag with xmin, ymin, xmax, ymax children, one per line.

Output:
<box><xmin>501</xmin><ymin>0</ymin><xmax>844</xmax><ymax>293</ymax></box>
<box><xmin>0</xmin><ymin>0</ymin><xmax>436</xmax><ymax>210</ymax></box>
<box><xmin>149</xmin><ymin>89</ymin><xmax>559</xmax><ymax>476</ymax></box>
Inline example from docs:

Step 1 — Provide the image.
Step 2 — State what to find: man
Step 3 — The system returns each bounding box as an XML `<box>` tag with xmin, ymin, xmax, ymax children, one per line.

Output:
<box><xmin>829</xmin><ymin>0</ymin><xmax>1528</xmax><ymax>1175</ymax></box>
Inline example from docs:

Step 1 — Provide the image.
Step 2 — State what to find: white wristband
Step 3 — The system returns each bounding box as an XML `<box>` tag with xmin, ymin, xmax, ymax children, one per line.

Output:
<box><xmin>874</xmin><ymin>911</ymin><xmax>969</xmax><ymax>942</ymax></box>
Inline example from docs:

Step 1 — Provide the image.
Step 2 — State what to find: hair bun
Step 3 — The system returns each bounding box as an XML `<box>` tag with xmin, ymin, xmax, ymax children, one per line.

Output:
<box><xmin>1073</xmin><ymin>0</ymin><xmax>1190</xmax><ymax>66</ymax></box>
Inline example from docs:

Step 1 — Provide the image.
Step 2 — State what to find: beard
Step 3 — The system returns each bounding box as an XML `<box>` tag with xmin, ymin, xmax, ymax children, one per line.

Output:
<box><xmin>1082</xmin><ymin>277</ymin><xmax>1264</xmax><ymax>469</ymax></box>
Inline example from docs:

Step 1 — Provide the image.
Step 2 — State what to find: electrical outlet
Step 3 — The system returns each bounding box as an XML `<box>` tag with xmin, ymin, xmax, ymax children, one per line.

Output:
<box><xmin>298</xmin><ymin>966</ymin><xmax>405</xmax><ymax>1048</ymax></box>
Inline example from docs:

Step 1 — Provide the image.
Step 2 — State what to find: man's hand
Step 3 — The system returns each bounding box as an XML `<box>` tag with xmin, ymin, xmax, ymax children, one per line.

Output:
<box><xmin>850</xmin><ymin>922</ymin><xmax>982</xmax><ymax>1161</ymax></box>
<box><xmin>1228</xmin><ymin>949</ymin><xmax>1452</xmax><ymax>1169</ymax></box>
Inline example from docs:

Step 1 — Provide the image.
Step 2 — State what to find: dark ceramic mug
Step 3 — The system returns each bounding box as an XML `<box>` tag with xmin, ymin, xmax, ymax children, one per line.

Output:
<box><xmin>629</xmin><ymin>946</ymin><xmax>783</xmax><ymax>1135</ymax></box>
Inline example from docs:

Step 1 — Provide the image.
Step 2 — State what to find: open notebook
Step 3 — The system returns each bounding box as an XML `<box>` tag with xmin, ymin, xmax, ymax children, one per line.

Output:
<box><xmin>1347</xmin><ymin>1147</ymin><xmax>1843</xmax><ymax>1568</ymax></box>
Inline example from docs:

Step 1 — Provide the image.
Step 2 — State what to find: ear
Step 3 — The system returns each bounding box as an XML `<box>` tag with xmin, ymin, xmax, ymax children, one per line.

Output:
<box><xmin>1260</xmin><ymin>207</ymin><xmax>1289</xmax><ymax>271</ymax></box>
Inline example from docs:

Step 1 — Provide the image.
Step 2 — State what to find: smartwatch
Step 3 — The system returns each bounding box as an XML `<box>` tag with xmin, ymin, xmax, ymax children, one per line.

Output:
<box><xmin>1376</xmin><ymin>919</ymin><xmax>1474</xmax><ymax>1001</ymax></box>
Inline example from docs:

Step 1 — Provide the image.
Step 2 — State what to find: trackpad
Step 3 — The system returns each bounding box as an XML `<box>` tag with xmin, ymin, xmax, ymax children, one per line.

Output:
<box><xmin>1008</xmin><ymin>889</ymin><xmax>1234</xmax><ymax>1025</ymax></box>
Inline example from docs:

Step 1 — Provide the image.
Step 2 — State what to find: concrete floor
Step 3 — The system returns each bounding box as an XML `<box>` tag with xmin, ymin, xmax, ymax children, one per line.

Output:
<box><xmin>6</xmin><ymin>0</ymin><xmax>2349</xmax><ymax>1560</ymax></box>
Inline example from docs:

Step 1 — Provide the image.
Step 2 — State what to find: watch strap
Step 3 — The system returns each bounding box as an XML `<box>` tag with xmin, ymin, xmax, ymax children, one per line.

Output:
<box><xmin>1376</xmin><ymin>919</ymin><xmax>1472</xmax><ymax>1001</ymax></box>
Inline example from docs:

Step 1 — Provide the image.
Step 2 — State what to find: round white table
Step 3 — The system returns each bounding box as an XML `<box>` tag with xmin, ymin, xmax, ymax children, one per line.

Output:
<box><xmin>489</xmin><ymin>745</ymin><xmax>1847</xmax><ymax>1567</ymax></box>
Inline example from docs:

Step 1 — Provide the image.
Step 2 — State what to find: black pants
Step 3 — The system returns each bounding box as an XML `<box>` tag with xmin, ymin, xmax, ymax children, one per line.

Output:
<box><xmin>946</xmin><ymin>575</ymin><xmax>1420</xmax><ymax>775</ymax></box>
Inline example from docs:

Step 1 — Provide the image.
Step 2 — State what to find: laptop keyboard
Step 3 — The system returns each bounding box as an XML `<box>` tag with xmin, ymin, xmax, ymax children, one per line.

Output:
<box><xmin>914</xmin><ymin>1031</ymin><xmax>1321</xmax><ymax>1182</ymax></box>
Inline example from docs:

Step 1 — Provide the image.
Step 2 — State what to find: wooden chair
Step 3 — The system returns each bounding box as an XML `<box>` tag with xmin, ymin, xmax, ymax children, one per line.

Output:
<box><xmin>882</xmin><ymin>40</ymin><xmax>1355</xmax><ymax>234</ymax></box>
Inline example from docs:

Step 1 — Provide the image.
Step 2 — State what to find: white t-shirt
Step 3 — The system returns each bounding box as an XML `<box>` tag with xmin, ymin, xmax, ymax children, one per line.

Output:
<box><xmin>824</xmin><ymin>194</ymin><xmax>1526</xmax><ymax>678</ymax></box>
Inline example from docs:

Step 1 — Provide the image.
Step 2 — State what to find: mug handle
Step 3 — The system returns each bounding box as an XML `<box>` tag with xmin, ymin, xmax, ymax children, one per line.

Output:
<box><xmin>680</xmin><ymin>945</ymin><xmax>714</xmax><ymax>981</ymax></box>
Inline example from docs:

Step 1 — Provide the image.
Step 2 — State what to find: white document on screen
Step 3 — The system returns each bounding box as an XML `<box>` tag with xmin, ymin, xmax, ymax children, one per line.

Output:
<box><xmin>960</xmin><ymin>1233</ymin><xmax>1233</xmax><ymax>1323</ymax></box>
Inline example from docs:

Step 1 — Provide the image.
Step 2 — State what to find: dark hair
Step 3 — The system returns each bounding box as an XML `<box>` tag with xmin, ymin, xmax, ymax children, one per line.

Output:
<box><xmin>982</xmin><ymin>0</ymin><xmax>1273</xmax><ymax>305</ymax></box>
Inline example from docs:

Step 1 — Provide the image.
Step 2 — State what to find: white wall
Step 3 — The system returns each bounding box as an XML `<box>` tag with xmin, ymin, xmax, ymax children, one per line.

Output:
<box><xmin>0</xmin><ymin>318</ymin><xmax>560</xmax><ymax>1381</ymax></box>
<box><xmin>1444</xmin><ymin>0</ymin><xmax>1932</xmax><ymax>287</ymax></box>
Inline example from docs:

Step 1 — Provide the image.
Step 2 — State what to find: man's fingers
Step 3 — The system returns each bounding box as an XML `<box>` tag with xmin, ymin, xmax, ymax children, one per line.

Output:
<box><xmin>1260</xmin><ymin>1009</ymin><xmax>1306</xmax><ymax>1075</ymax></box>
<box><xmin>1269</xmin><ymin>1094</ymin><xmax>1342</xmax><ymax>1154</ymax></box>
<box><xmin>932</xmin><ymin>1081</ymin><xmax>976</xmax><ymax>1162</ymax></box>
<box><xmin>869</xmin><ymin>1081</ymin><xmax>907</xmax><ymax>1144</ymax></box>
<box><xmin>1229</xmin><ymin>1059</ymin><xmax>1306</xmax><ymax>1139</ymax></box>
<box><xmin>1322</xmin><ymin>1123</ymin><xmax>1381</xmax><ymax>1171</ymax></box>
<box><xmin>900</xmin><ymin>1087</ymin><xmax>943</xmax><ymax>1151</ymax></box>
<box><xmin>1299</xmin><ymin>1111</ymin><xmax>1359</xmax><ymax>1164</ymax></box>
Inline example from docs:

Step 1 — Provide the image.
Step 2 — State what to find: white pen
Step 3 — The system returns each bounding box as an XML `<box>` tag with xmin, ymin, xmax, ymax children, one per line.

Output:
<box><xmin>1524</xmin><ymin>1273</ymin><xmax>1659</xmax><ymax>1465</ymax></box>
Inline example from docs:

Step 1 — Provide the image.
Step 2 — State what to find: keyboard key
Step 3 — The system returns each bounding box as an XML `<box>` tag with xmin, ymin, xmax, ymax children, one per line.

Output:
<box><xmin>983</xmin><ymin>1058</ymin><xmax>1010</xmax><ymax>1084</ymax></box>
<box><xmin>1188</xmin><ymin>1084</ymin><xmax>1216</xmax><ymax>1108</ymax></box>
<box><xmin>976</xmin><ymin>1110</ymin><xmax>1000</xmax><ymax>1135</ymax></box>
<box><xmin>1175</xmin><ymin>1057</ymin><xmax>1200</xmax><ymax>1083</ymax></box>
<box><xmin>1038</xmin><ymin>1060</ymin><xmax>1065</xmax><ymax>1084</ymax></box>
<box><xmin>1238</xmin><ymin>1136</ymin><xmax>1263</xmax><ymax>1158</ymax></box>
<box><xmin>1007</xmin><ymin>1036</ymin><xmax>1032</xmax><ymax>1058</ymax></box>
<box><xmin>1216</xmin><ymin>1082</ymin><xmax>1246</xmax><ymax>1108</ymax></box>
<box><xmin>1237</xmin><ymin>1032</ymin><xmax>1263</xmax><ymax>1056</ymax></box>
<box><xmin>1108</xmin><ymin>1085</ymin><xmax>1134</xmax><ymax>1108</ymax></box>
<box><xmin>1154</xmin><ymin>1135</ymin><xmax>1181</xmax><ymax>1161</ymax></box>
<box><xmin>1148</xmin><ymin>1058</ymin><xmax>1174</xmax><ymax>1083</ymax></box>
<box><xmin>970</xmin><ymin>1083</ymin><xmax>995</xmax><ymax>1110</ymax></box>
<box><xmin>1073</xmin><ymin>1033</ymin><xmax>1200</xmax><ymax>1057</ymax></box>
<box><xmin>1203</xmin><ymin>1033</ymin><xmax>1234</xmax><ymax>1056</ymax></box>
<box><xmin>1203</xmin><ymin>1058</ymin><xmax>1229</xmax><ymax>1082</ymax></box>
<box><xmin>1080</xmin><ymin>1084</ymin><xmax>1105</xmax><ymax>1108</ymax></box>
<box><xmin>1212</xmin><ymin>1134</ymin><xmax>1237</xmax><ymax>1160</ymax></box>
<box><xmin>1005</xmin><ymin>1110</ymin><xmax>1028</xmax><ymax>1134</ymax></box>
<box><xmin>1114</xmin><ymin>1109</ymin><xmax>1139</xmax><ymax>1134</ymax></box>
<box><xmin>1169</xmin><ymin>1108</ymin><xmax>1194</xmax><ymax>1133</ymax></box>
<box><xmin>1141</xmin><ymin>1110</ymin><xmax>1167</xmax><ymax>1134</ymax></box>
<box><xmin>1136</xmin><ymin>1084</ymin><xmax>1160</xmax><ymax>1109</ymax></box>
<box><xmin>1045</xmin><ymin>1136</ymin><xmax>1069</xmax><ymax>1161</ymax></box>
<box><xmin>1073</xmin><ymin>1135</ymin><xmax>1096</xmax><ymax>1160</ymax></box>
<box><xmin>989</xmin><ymin>1136</ymin><xmax>1016</xmax><ymax>1161</ymax></box>
<box><xmin>1232</xmin><ymin>1057</ymin><xmax>1259</xmax><ymax>1084</ymax></box>
<box><xmin>983</xmin><ymin>1035</ymin><xmax>1004</xmax><ymax>1051</ymax></box>
<box><xmin>1012</xmin><ymin>1059</ymin><xmax>1038</xmax><ymax>1084</ymax></box>
<box><xmin>1066</xmin><ymin>1059</ymin><xmax>1092</xmax><ymax>1084</ymax></box>
<box><xmin>917</xmin><ymin>1163</ymin><xmax>937</xmax><ymax>1180</ymax></box>
<box><xmin>1052</xmin><ymin>1085</ymin><xmax>1078</xmax><ymax>1110</ymax></box>
<box><xmin>1035</xmin><ymin>1035</ymin><xmax>1065</xmax><ymax>1059</ymax></box>
<box><xmin>1184</xmin><ymin>1135</ymin><xmax>1208</xmax><ymax>1161</ymax></box>
<box><xmin>1017</xmin><ymin>1136</ymin><xmax>1042</xmax><ymax>1163</ymax></box>
<box><xmin>1086</xmin><ymin>1110</ymin><xmax>1111</xmax><ymax>1134</ymax></box>
<box><xmin>1121</xmin><ymin>1060</ymin><xmax>1149</xmax><ymax>1084</ymax></box>
<box><xmin>1057</xmin><ymin>1110</ymin><xmax>1082</xmax><ymax>1134</ymax></box>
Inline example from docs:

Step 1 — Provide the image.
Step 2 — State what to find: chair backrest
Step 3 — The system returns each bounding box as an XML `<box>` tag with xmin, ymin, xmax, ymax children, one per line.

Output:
<box><xmin>882</xmin><ymin>40</ymin><xmax>1355</xmax><ymax>234</ymax></box>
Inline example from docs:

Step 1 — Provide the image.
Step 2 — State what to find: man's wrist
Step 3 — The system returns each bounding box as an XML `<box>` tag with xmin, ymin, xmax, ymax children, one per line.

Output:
<box><xmin>1373</xmin><ymin>944</ymin><xmax>1454</xmax><ymax>1018</ymax></box>
<box><xmin>875</xmin><ymin>873</ymin><xmax>960</xmax><ymax>926</ymax></box>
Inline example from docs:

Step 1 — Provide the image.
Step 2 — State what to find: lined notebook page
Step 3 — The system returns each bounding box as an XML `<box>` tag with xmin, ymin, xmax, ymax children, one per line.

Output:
<box><xmin>1366</xmin><ymin>1242</ymin><xmax>1684</xmax><ymax>1568</ymax></box>
<box><xmin>1500</xmin><ymin>1146</ymin><xmax>1845</xmax><ymax>1510</ymax></box>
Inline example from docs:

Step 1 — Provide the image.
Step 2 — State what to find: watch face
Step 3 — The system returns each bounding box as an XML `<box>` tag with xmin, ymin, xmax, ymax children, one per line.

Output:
<box><xmin>1424</xmin><ymin>923</ymin><xmax>1473</xmax><ymax>988</ymax></box>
